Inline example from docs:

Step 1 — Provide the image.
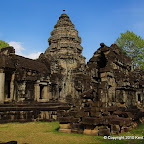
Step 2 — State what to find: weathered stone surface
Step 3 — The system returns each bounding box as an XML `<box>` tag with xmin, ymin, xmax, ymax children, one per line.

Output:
<box><xmin>59</xmin><ymin>124</ymin><xmax>71</xmax><ymax>129</ymax></box>
<box><xmin>90</xmin><ymin>112</ymin><xmax>101</xmax><ymax>117</ymax></box>
<box><xmin>82</xmin><ymin>117</ymin><xmax>104</xmax><ymax>125</ymax></box>
<box><xmin>98</xmin><ymin>128</ymin><xmax>110</xmax><ymax>136</ymax></box>
<box><xmin>111</xmin><ymin>124</ymin><xmax>120</xmax><ymax>132</ymax></box>
<box><xmin>59</xmin><ymin>128</ymin><xmax>71</xmax><ymax>133</ymax></box>
<box><xmin>59</xmin><ymin>117</ymin><xmax>73</xmax><ymax>123</ymax></box>
<box><xmin>0</xmin><ymin>12</ymin><xmax>144</xmax><ymax>137</ymax></box>
<box><xmin>121</xmin><ymin>126</ymin><xmax>133</xmax><ymax>132</ymax></box>
<box><xmin>83</xmin><ymin>129</ymin><xmax>98</xmax><ymax>135</ymax></box>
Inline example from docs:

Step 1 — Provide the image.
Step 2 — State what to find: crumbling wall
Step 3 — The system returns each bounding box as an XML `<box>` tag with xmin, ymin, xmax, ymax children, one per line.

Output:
<box><xmin>58</xmin><ymin>43</ymin><xmax>144</xmax><ymax>135</ymax></box>
<box><xmin>58</xmin><ymin>94</ymin><xmax>144</xmax><ymax>136</ymax></box>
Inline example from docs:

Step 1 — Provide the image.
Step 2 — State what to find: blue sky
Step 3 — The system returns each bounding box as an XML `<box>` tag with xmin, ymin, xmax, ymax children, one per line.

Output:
<box><xmin>0</xmin><ymin>0</ymin><xmax>144</xmax><ymax>62</ymax></box>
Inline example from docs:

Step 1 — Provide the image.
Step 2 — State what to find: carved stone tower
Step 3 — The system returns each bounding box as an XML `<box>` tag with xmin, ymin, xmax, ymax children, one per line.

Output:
<box><xmin>44</xmin><ymin>13</ymin><xmax>85</xmax><ymax>101</ymax></box>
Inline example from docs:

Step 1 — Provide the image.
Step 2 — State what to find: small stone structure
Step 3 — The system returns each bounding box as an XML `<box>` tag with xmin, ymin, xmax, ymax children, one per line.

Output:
<box><xmin>0</xmin><ymin>13</ymin><xmax>144</xmax><ymax>135</ymax></box>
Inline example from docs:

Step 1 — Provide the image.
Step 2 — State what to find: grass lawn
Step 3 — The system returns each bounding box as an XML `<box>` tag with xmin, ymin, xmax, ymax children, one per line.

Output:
<box><xmin>0</xmin><ymin>121</ymin><xmax>144</xmax><ymax>144</ymax></box>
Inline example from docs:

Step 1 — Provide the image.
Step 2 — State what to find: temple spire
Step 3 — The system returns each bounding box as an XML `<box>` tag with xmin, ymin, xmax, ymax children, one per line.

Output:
<box><xmin>44</xmin><ymin>13</ymin><xmax>84</xmax><ymax>56</ymax></box>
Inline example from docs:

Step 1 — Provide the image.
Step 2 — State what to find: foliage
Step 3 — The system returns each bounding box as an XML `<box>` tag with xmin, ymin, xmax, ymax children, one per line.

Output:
<box><xmin>115</xmin><ymin>30</ymin><xmax>144</xmax><ymax>69</ymax></box>
<box><xmin>0</xmin><ymin>40</ymin><xmax>9</xmax><ymax>50</ymax></box>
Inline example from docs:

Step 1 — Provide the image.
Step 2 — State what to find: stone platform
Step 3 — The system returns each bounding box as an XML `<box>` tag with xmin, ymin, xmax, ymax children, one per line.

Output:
<box><xmin>0</xmin><ymin>102</ymin><xmax>70</xmax><ymax>123</ymax></box>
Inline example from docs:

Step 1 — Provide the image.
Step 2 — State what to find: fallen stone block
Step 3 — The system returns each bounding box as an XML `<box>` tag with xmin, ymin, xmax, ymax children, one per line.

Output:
<box><xmin>121</xmin><ymin>126</ymin><xmax>133</xmax><ymax>132</ymax></box>
<box><xmin>82</xmin><ymin>117</ymin><xmax>104</xmax><ymax>125</ymax></box>
<box><xmin>98</xmin><ymin>126</ymin><xmax>108</xmax><ymax>130</ymax></box>
<box><xmin>71</xmin><ymin>123</ymin><xmax>84</xmax><ymax>129</ymax></box>
<box><xmin>58</xmin><ymin>116</ymin><xmax>73</xmax><ymax>123</ymax></box>
<box><xmin>111</xmin><ymin>124</ymin><xmax>120</xmax><ymax>132</ymax></box>
<box><xmin>59</xmin><ymin>128</ymin><xmax>71</xmax><ymax>133</ymax></box>
<box><xmin>83</xmin><ymin>129</ymin><xmax>98</xmax><ymax>135</ymax></box>
<box><xmin>59</xmin><ymin>124</ymin><xmax>71</xmax><ymax>129</ymax></box>
<box><xmin>98</xmin><ymin>128</ymin><xmax>110</xmax><ymax>136</ymax></box>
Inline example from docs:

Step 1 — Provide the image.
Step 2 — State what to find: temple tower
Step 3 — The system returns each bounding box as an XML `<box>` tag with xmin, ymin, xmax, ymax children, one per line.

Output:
<box><xmin>44</xmin><ymin>13</ymin><xmax>85</xmax><ymax>101</ymax></box>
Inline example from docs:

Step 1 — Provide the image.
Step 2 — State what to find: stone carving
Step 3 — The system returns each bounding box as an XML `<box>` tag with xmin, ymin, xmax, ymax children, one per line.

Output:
<box><xmin>0</xmin><ymin>13</ymin><xmax>143</xmax><ymax>135</ymax></box>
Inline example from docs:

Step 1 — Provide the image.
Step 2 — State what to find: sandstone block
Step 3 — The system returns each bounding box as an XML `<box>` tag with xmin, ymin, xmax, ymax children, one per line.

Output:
<box><xmin>98</xmin><ymin>128</ymin><xmax>110</xmax><ymax>136</ymax></box>
<box><xmin>100</xmin><ymin>72</ymin><xmax>107</xmax><ymax>78</ymax></box>
<box><xmin>59</xmin><ymin>128</ymin><xmax>71</xmax><ymax>133</ymax></box>
<box><xmin>83</xmin><ymin>129</ymin><xmax>98</xmax><ymax>135</ymax></box>
<box><xmin>59</xmin><ymin>124</ymin><xmax>71</xmax><ymax>129</ymax></box>
<box><xmin>91</xmin><ymin>129</ymin><xmax>98</xmax><ymax>135</ymax></box>
<box><xmin>90</xmin><ymin>111</ymin><xmax>102</xmax><ymax>117</ymax></box>
<box><xmin>82</xmin><ymin>117</ymin><xmax>104</xmax><ymax>125</ymax></box>
<box><xmin>71</xmin><ymin>123</ymin><xmax>84</xmax><ymax>129</ymax></box>
<box><xmin>83</xmin><ymin>129</ymin><xmax>92</xmax><ymax>135</ymax></box>
<box><xmin>98</xmin><ymin>126</ymin><xmax>108</xmax><ymax>130</ymax></box>
<box><xmin>122</xmin><ymin>126</ymin><xmax>133</xmax><ymax>132</ymax></box>
<box><xmin>111</xmin><ymin>125</ymin><xmax>120</xmax><ymax>132</ymax></box>
<box><xmin>59</xmin><ymin>116</ymin><xmax>73</xmax><ymax>123</ymax></box>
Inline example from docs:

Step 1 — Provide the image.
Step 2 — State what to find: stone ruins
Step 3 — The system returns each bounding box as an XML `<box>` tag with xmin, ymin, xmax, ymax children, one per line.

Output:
<box><xmin>0</xmin><ymin>13</ymin><xmax>144</xmax><ymax>136</ymax></box>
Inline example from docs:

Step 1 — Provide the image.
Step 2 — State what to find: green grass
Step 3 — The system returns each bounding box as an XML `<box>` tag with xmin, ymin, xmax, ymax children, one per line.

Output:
<box><xmin>0</xmin><ymin>122</ymin><xmax>144</xmax><ymax>144</ymax></box>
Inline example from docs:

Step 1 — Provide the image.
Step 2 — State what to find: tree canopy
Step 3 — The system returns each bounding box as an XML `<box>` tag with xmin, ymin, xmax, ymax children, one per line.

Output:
<box><xmin>115</xmin><ymin>30</ymin><xmax>144</xmax><ymax>70</ymax></box>
<box><xmin>0</xmin><ymin>40</ymin><xmax>9</xmax><ymax>50</ymax></box>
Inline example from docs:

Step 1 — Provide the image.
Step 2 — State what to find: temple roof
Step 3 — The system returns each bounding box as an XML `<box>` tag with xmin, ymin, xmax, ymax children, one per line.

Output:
<box><xmin>0</xmin><ymin>47</ymin><xmax>48</xmax><ymax>74</ymax></box>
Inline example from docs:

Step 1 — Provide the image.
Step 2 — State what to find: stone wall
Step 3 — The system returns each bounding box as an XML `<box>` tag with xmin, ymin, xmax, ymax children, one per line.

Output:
<box><xmin>0</xmin><ymin>102</ymin><xmax>70</xmax><ymax>123</ymax></box>
<box><xmin>58</xmin><ymin>43</ymin><xmax>144</xmax><ymax>136</ymax></box>
<box><xmin>58</xmin><ymin>97</ymin><xmax>144</xmax><ymax>136</ymax></box>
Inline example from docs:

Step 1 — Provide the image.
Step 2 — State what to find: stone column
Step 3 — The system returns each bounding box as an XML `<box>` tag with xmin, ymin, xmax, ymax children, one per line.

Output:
<box><xmin>0</xmin><ymin>70</ymin><xmax>5</xmax><ymax>104</ymax></box>
<box><xmin>34</xmin><ymin>83</ymin><xmax>40</xmax><ymax>101</ymax></box>
<box><xmin>10</xmin><ymin>73</ymin><xmax>15</xmax><ymax>101</ymax></box>
<box><xmin>43</xmin><ymin>86</ymin><xmax>48</xmax><ymax>100</ymax></box>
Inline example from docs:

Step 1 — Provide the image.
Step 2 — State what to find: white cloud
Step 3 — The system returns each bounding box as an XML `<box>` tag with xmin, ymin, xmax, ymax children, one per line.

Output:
<box><xmin>25</xmin><ymin>52</ymin><xmax>42</xmax><ymax>59</ymax></box>
<box><xmin>8</xmin><ymin>41</ymin><xmax>41</xmax><ymax>59</ymax></box>
<box><xmin>9</xmin><ymin>41</ymin><xmax>25</xmax><ymax>55</ymax></box>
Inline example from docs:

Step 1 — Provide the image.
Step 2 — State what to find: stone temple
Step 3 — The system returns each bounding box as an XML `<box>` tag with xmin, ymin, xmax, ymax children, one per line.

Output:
<box><xmin>0</xmin><ymin>13</ymin><xmax>144</xmax><ymax>136</ymax></box>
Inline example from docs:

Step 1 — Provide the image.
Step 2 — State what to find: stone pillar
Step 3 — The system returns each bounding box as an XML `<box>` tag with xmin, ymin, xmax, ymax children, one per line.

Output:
<box><xmin>34</xmin><ymin>83</ymin><xmax>40</xmax><ymax>101</ymax></box>
<box><xmin>48</xmin><ymin>84</ymin><xmax>52</xmax><ymax>100</ymax></box>
<box><xmin>43</xmin><ymin>86</ymin><xmax>48</xmax><ymax>100</ymax></box>
<box><xmin>47</xmin><ymin>85</ymin><xmax>50</xmax><ymax>100</ymax></box>
<box><xmin>10</xmin><ymin>73</ymin><xmax>15</xmax><ymax>101</ymax></box>
<box><xmin>0</xmin><ymin>70</ymin><xmax>5</xmax><ymax>104</ymax></box>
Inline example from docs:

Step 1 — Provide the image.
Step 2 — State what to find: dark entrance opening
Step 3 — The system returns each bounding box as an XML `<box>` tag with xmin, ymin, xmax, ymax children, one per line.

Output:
<box><xmin>59</xmin><ymin>88</ymin><xmax>62</xmax><ymax>99</ymax></box>
<box><xmin>97</xmin><ymin>52</ymin><xmax>107</xmax><ymax>68</ymax></box>
<box><xmin>138</xmin><ymin>94</ymin><xmax>141</xmax><ymax>101</ymax></box>
<box><xmin>5</xmin><ymin>71</ymin><xmax>12</xmax><ymax>99</ymax></box>
<box><xmin>40</xmin><ymin>85</ymin><xmax>44</xmax><ymax>99</ymax></box>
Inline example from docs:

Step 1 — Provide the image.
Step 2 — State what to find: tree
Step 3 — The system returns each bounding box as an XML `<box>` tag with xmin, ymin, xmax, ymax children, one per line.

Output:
<box><xmin>0</xmin><ymin>40</ymin><xmax>9</xmax><ymax>50</ymax></box>
<box><xmin>115</xmin><ymin>30</ymin><xmax>144</xmax><ymax>69</ymax></box>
